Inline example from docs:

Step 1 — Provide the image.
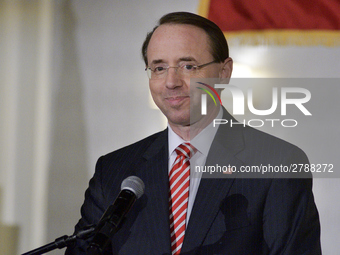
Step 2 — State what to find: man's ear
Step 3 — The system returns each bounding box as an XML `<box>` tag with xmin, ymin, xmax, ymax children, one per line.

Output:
<box><xmin>220</xmin><ymin>57</ymin><xmax>233</xmax><ymax>80</ymax></box>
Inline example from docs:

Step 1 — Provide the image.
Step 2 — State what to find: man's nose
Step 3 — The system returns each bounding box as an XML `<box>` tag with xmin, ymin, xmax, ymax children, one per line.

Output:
<box><xmin>165</xmin><ymin>67</ymin><xmax>182</xmax><ymax>89</ymax></box>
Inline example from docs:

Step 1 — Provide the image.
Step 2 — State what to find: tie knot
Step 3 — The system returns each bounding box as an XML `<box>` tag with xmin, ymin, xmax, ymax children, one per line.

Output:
<box><xmin>175</xmin><ymin>143</ymin><xmax>196</xmax><ymax>159</ymax></box>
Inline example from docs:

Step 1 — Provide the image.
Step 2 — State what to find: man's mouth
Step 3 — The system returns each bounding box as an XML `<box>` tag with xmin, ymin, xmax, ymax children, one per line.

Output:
<box><xmin>165</xmin><ymin>96</ymin><xmax>190</xmax><ymax>105</ymax></box>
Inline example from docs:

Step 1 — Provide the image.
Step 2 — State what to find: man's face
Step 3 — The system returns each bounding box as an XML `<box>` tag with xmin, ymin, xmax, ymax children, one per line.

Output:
<box><xmin>146</xmin><ymin>24</ymin><xmax>231</xmax><ymax>128</ymax></box>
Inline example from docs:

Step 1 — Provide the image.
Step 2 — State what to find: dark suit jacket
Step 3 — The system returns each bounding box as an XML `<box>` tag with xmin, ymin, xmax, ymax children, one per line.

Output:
<box><xmin>66</xmin><ymin>109</ymin><xmax>321</xmax><ymax>255</ymax></box>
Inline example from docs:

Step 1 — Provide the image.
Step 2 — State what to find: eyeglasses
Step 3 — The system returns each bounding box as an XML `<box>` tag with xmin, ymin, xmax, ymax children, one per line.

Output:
<box><xmin>145</xmin><ymin>60</ymin><xmax>219</xmax><ymax>80</ymax></box>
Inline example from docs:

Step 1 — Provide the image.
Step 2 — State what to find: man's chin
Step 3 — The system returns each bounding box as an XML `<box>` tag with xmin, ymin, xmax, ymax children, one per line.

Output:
<box><xmin>167</xmin><ymin>116</ymin><xmax>190</xmax><ymax>127</ymax></box>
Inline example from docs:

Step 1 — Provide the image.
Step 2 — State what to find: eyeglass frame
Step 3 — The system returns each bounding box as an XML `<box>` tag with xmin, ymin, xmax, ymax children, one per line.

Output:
<box><xmin>145</xmin><ymin>60</ymin><xmax>220</xmax><ymax>80</ymax></box>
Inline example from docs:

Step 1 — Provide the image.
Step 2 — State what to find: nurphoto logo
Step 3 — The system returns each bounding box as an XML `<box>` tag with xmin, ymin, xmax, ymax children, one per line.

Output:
<box><xmin>195</xmin><ymin>80</ymin><xmax>312</xmax><ymax>128</ymax></box>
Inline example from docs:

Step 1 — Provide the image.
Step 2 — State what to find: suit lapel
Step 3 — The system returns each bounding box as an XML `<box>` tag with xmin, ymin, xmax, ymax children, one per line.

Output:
<box><xmin>181</xmin><ymin>108</ymin><xmax>245</xmax><ymax>253</ymax></box>
<box><xmin>137</xmin><ymin>129</ymin><xmax>172</xmax><ymax>254</ymax></box>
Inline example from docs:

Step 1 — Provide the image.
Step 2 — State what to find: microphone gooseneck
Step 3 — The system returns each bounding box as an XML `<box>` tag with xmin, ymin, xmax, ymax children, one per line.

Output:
<box><xmin>86</xmin><ymin>176</ymin><xmax>145</xmax><ymax>254</ymax></box>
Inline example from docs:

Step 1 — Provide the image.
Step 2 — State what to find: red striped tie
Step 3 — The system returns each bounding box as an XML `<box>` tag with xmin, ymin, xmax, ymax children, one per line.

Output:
<box><xmin>169</xmin><ymin>143</ymin><xmax>196</xmax><ymax>255</ymax></box>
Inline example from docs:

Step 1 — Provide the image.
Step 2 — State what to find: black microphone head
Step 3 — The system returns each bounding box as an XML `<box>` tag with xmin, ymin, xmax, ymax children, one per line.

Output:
<box><xmin>121</xmin><ymin>176</ymin><xmax>145</xmax><ymax>199</ymax></box>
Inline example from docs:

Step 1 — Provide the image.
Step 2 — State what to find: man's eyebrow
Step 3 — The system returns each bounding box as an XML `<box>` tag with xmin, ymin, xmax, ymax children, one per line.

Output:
<box><xmin>179</xmin><ymin>57</ymin><xmax>197</xmax><ymax>62</ymax></box>
<box><xmin>150</xmin><ymin>59</ymin><xmax>165</xmax><ymax>65</ymax></box>
<box><xmin>149</xmin><ymin>57</ymin><xmax>197</xmax><ymax>65</ymax></box>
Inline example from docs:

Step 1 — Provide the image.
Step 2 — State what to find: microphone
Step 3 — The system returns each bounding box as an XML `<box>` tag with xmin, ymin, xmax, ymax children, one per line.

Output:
<box><xmin>86</xmin><ymin>176</ymin><xmax>145</xmax><ymax>254</ymax></box>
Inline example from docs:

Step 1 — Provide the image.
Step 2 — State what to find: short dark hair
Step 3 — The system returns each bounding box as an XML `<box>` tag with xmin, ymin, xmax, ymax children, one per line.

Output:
<box><xmin>141</xmin><ymin>12</ymin><xmax>229</xmax><ymax>66</ymax></box>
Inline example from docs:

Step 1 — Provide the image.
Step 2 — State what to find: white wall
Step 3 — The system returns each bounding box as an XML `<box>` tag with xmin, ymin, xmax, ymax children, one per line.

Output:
<box><xmin>0</xmin><ymin>0</ymin><xmax>339</xmax><ymax>254</ymax></box>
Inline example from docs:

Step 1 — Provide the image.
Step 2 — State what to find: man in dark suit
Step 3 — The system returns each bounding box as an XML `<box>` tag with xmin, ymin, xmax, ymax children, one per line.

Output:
<box><xmin>66</xmin><ymin>12</ymin><xmax>321</xmax><ymax>254</ymax></box>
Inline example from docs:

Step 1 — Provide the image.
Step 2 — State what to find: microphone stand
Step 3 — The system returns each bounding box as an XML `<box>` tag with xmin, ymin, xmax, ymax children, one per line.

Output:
<box><xmin>21</xmin><ymin>225</ymin><xmax>95</xmax><ymax>255</ymax></box>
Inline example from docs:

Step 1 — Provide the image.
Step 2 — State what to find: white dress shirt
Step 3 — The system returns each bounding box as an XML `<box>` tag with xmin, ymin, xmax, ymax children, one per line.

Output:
<box><xmin>168</xmin><ymin>107</ymin><xmax>223</xmax><ymax>225</ymax></box>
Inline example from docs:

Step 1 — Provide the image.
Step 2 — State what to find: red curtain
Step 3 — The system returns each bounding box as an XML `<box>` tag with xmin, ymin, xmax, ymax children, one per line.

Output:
<box><xmin>198</xmin><ymin>0</ymin><xmax>340</xmax><ymax>46</ymax></box>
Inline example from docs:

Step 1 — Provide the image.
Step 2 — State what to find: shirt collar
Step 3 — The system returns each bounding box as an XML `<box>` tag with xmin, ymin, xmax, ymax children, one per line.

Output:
<box><xmin>168</xmin><ymin>126</ymin><xmax>186</xmax><ymax>158</ymax></box>
<box><xmin>168</xmin><ymin>106</ymin><xmax>223</xmax><ymax>157</ymax></box>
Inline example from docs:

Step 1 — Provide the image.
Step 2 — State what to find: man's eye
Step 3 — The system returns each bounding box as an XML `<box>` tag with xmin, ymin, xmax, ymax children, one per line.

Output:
<box><xmin>183</xmin><ymin>65</ymin><xmax>195</xmax><ymax>71</ymax></box>
<box><xmin>154</xmin><ymin>67</ymin><xmax>166</xmax><ymax>72</ymax></box>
